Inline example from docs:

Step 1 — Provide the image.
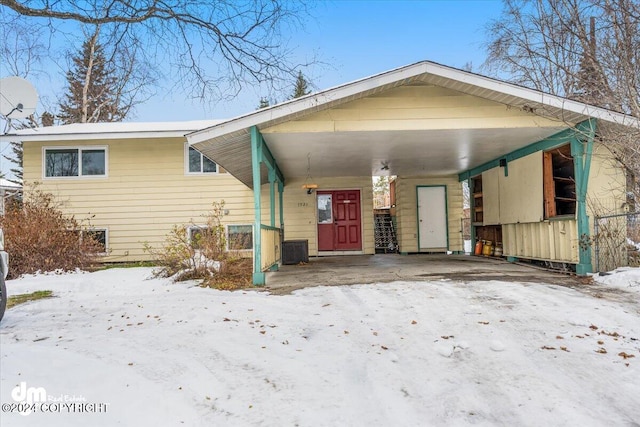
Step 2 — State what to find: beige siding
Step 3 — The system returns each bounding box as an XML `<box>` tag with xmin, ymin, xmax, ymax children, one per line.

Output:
<box><xmin>482</xmin><ymin>168</ymin><xmax>501</xmax><ymax>225</ymax></box>
<box><xmin>280</xmin><ymin>177</ymin><xmax>375</xmax><ymax>256</ymax></box>
<box><xmin>586</xmin><ymin>143</ymin><xmax>627</xmax><ymax>270</ymax></box>
<box><xmin>24</xmin><ymin>138</ymin><xmax>256</xmax><ymax>262</ymax></box>
<box><xmin>263</xmin><ymin>85</ymin><xmax>564</xmax><ymax>134</ymax></box>
<box><xmin>482</xmin><ymin>152</ymin><xmax>543</xmax><ymax>225</ymax></box>
<box><xmin>260</xmin><ymin>226</ymin><xmax>281</xmax><ymax>270</ymax></box>
<box><xmin>586</xmin><ymin>143</ymin><xmax>626</xmax><ymax>217</ymax></box>
<box><xmin>24</xmin><ymin>138</ymin><xmax>374</xmax><ymax>262</ymax></box>
<box><xmin>503</xmin><ymin>220</ymin><xmax>578</xmax><ymax>263</ymax></box>
<box><xmin>394</xmin><ymin>176</ymin><xmax>464</xmax><ymax>253</ymax></box>
<box><xmin>499</xmin><ymin>153</ymin><xmax>544</xmax><ymax>223</ymax></box>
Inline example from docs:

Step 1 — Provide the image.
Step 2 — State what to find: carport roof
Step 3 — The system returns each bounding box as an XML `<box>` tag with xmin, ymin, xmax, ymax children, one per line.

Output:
<box><xmin>188</xmin><ymin>60</ymin><xmax>639</xmax><ymax>189</ymax></box>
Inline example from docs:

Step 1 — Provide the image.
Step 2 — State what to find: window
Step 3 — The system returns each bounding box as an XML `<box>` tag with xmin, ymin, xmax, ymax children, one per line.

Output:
<box><xmin>317</xmin><ymin>194</ymin><xmax>333</xmax><ymax>224</ymax></box>
<box><xmin>543</xmin><ymin>144</ymin><xmax>576</xmax><ymax>218</ymax></box>
<box><xmin>187</xmin><ymin>145</ymin><xmax>217</xmax><ymax>174</ymax></box>
<box><xmin>187</xmin><ymin>225</ymin><xmax>214</xmax><ymax>249</ymax></box>
<box><xmin>227</xmin><ymin>225</ymin><xmax>253</xmax><ymax>250</ymax></box>
<box><xmin>45</xmin><ymin>147</ymin><xmax>107</xmax><ymax>177</ymax></box>
<box><xmin>85</xmin><ymin>229</ymin><xmax>108</xmax><ymax>253</ymax></box>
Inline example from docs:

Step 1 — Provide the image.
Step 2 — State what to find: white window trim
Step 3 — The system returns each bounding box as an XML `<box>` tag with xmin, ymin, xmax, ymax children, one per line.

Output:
<box><xmin>226</xmin><ymin>224</ymin><xmax>254</xmax><ymax>252</ymax></box>
<box><xmin>42</xmin><ymin>145</ymin><xmax>109</xmax><ymax>179</ymax></box>
<box><xmin>184</xmin><ymin>143</ymin><xmax>219</xmax><ymax>175</ymax></box>
<box><xmin>187</xmin><ymin>225</ymin><xmax>208</xmax><ymax>244</ymax></box>
<box><xmin>187</xmin><ymin>224</ymin><xmax>254</xmax><ymax>252</ymax></box>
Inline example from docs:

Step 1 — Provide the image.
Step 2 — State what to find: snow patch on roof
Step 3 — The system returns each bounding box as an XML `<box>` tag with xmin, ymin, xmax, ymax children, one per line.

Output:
<box><xmin>9</xmin><ymin>120</ymin><xmax>223</xmax><ymax>136</ymax></box>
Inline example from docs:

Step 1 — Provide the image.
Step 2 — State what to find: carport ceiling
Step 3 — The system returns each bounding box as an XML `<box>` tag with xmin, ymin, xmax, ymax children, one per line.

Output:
<box><xmin>263</xmin><ymin>126</ymin><xmax>566</xmax><ymax>177</ymax></box>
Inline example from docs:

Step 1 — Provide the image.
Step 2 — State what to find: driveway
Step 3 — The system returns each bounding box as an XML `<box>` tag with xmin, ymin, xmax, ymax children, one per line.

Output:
<box><xmin>266</xmin><ymin>254</ymin><xmax>586</xmax><ymax>294</ymax></box>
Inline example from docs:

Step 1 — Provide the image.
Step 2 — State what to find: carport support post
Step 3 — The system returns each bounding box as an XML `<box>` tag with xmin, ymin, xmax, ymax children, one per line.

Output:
<box><xmin>572</xmin><ymin>119</ymin><xmax>596</xmax><ymax>275</ymax></box>
<box><xmin>251</xmin><ymin>126</ymin><xmax>265</xmax><ymax>285</ymax></box>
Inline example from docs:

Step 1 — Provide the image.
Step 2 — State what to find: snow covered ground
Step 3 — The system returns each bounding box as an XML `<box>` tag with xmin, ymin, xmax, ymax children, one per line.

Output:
<box><xmin>1</xmin><ymin>267</ymin><xmax>639</xmax><ymax>426</ymax></box>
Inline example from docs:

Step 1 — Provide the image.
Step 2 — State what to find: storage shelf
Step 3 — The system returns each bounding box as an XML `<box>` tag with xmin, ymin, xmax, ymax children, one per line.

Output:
<box><xmin>553</xmin><ymin>176</ymin><xmax>575</xmax><ymax>183</ymax></box>
<box><xmin>544</xmin><ymin>144</ymin><xmax>577</xmax><ymax>218</ymax></box>
<box><xmin>472</xmin><ymin>176</ymin><xmax>484</xmax><ymax>224</ymax></box>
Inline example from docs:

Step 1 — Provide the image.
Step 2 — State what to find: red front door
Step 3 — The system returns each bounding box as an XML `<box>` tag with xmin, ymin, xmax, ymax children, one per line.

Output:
<box><xmin>317</xmin><ymin>190</ymin><xmax>362</xmax><ymax>251</ymax></box>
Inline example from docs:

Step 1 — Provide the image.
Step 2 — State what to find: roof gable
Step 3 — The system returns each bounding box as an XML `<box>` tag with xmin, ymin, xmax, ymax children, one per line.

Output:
<box><xmin>187</xmin><ymin>61</ymin><xmax>638</xmax><ymax>188</ymax></box>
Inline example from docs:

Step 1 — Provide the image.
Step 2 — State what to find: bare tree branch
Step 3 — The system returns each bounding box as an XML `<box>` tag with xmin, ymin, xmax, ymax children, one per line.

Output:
<box><xmin>0</xmin><ymin>0</ymin><xmax>314</xmax><ymax>101</ymax></box>
<box><xmin>483</xmin><ymin>0</ymin><xmax>640</xmax><ymax>210</ymax></box>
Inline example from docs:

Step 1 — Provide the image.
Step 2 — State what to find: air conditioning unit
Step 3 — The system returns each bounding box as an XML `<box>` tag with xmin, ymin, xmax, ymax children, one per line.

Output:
<box><xmin>282</xmin><ymin>240</ymin><xmax>309</xmax><ymax>265</ymax></box>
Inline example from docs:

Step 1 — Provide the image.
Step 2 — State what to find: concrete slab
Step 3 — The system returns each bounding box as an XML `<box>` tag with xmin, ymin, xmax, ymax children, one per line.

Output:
<box><xmin>265</xmin><ymin>254</ymin><xmax>585</xmax><ymax>294</ymax></box>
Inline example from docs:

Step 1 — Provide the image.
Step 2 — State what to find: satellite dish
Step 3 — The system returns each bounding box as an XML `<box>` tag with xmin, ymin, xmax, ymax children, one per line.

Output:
<box><xmin>0</xmin><ymin>76</ymin><xmax>38</xmax><ymax>119</ymax></box>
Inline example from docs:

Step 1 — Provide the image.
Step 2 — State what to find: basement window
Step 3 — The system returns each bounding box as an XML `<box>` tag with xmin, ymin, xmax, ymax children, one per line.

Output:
<box><xmin>85</xmin><ymin>229</ymin><xmax>108</xmax><ymax>254</ymax></box>
<box><xmin>187</xmin><ymin>225</ymin><xmax>213</xmax><ymax>249</ymax></box>
<box><xmin>227</xmin><ymin>225</ymin><xmax>253</xmax><ymax>251</ymax></box>
<box><xmin>543</xmin><ymin>144</ymin><xmax>576</xmax><ymax>218</ymax></box>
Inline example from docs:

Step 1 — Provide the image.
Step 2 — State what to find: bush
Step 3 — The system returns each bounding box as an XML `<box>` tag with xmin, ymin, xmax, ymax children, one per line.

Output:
<box><xmin>0</xmin><ymin>186</ymin><xmax>103</xmax><ymax>279</ymax></box>
<box><xmin>146</xmin><ymin>201</ymin><xmax>252</xmax><ymax>289</ymax></box>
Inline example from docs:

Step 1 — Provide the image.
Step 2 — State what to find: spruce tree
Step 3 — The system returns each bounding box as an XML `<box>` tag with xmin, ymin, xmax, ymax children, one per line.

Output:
<box><xmin>257</xmin><ymin>97</ymin><xmax>270</xmax><ymax>109</ymax></box>
<box><xmin>291</xmin><ymin>71</ymin><xmax>311</xmax><ymax>99</ymax></box>
<box><xmin>3</xmin><ymin>112</ymin><xmax>54</xmax><ymax>184</ymax></box>
<box><xmin>58</xmin><ymin>30</ymin><xmax>125</xmax><ymax>123</ymax></box>
<box><xmin>2</xmin><ymin>141</ymin><xmax>22</xmax><ymax>184</ymax></box>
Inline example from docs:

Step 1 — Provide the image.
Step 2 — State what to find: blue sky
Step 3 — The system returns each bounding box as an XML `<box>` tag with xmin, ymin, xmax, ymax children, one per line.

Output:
<box><xmin>141</xmin><ymin>0</ymin><xmax>504</xmax><ymax>122</ymax></box>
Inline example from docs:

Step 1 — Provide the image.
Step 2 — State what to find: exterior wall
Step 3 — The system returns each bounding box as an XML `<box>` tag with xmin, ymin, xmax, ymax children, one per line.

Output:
<box><xmin>489</xmin><ymin>150</ymin><xmax>576</xmax><ymax>262</ymax></box>
<box><xmin>481</xmin><ymin>141</ymin><xmax>625</xmax><ymax>265</ymax></box>
<box><xmin>394</xmin><ymin>175</ymin><xmax>464</xmax><ymax>253</ymax></box>
<box><xmin>586</xmin><ymin>142</ymin><xmax>626</xmax><ymax>217</ymax></box>
<box><xmin>23</xmin><ymin>137</ymin><xmax>374</xmax><ymax>263</ymax></box>
<box><xmin>264</xmin><ymin>85</ymin><xmax>564</xmax><ymax>133</ymax></box>
<box><xmin>586</xmin><ymin>142</ymin><xmax>627</xmax><ymax>270</ymax></box>
<box><xmin>482</xmin><ymin>152</ymin><xmax>544</xmax><ymax>225</ymax></box>
<box><xmin>24</xmin><ymin>137</ymin><xmax>257</xmax><ymax>262</ymax></box>
<box><xmin>280</xmin><ymin>176</ymin><xmax>375</xmax><ymax>256</ymax></box>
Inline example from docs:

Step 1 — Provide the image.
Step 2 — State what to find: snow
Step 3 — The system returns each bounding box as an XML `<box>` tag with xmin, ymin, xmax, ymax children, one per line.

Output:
<box><xmin>8</xmin><ymin>120</ymin><xmax>223</xmax><ymax>135</ymax></box>
<box><xmin>0</xmin><ymin>120</ymin><xmax>223</xmax><ymax>143</ymax></box>
<box><xmin>1</xmin><ymin>268</ymin><xmax>639</xmax><ymax>426</ymax></box>
<box><xmin>594</xmin><ymin>267</ymin><xmax>640</xmax><ymax>292</ymax></box>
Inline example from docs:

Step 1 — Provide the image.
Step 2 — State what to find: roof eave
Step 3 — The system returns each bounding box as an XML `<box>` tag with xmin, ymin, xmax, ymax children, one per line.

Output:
<box><xmin>187</xmin><ymin>60</ymin><xmax>639</xmax><ymax>147</ymax></box>
<box><xmin>0</xmin><ymin>129</ymin><xmax>198</xmax><ymax>143</ymax></box>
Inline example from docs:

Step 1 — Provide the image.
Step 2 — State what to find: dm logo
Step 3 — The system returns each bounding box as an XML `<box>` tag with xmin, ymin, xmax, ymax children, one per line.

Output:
<box><xmin>11</xmin><ymin>382</ymin><xmax>47</xmax><ymax>415</ymax></box>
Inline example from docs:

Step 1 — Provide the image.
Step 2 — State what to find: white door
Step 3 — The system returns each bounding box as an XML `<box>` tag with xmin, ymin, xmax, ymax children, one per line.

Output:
<box><xmin>417</xmin><ymin>186</ymin><xmax>448</xmax><ymax>249</ymax></box>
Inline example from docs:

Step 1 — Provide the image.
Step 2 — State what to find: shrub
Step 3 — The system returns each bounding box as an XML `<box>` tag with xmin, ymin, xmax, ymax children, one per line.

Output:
<box><xmin>146</xmin><ymin>201</ymin><xmax>252</xmax><ymax>289</ymax></box>
<box><xmin>0</xmin><ymin>186</ymin><xmax>103</xmax><ymax>279</ymax></box>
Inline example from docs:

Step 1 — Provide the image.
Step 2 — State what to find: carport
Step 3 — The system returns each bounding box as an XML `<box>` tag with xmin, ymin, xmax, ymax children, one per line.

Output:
<box><xmin>187</xmin><ymin>61</ymin><xmax>638</xmax><ymax>285</ymax></box>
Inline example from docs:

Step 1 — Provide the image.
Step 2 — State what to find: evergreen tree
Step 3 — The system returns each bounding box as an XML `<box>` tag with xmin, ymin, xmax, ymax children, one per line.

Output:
<box><xmin>2</xmin><ymin>141</ymin><xmax>23</xmax><ymax>183</ymax></box>
<box><xmin>2</xmin><ymin>112</ymin><xmax>54</xmax><ymax>184</ymax></box>
<box><xmin>291</xmin><ymin>71</ymin><xmax>311</xmax><ymax>99</ymax></box>
<box><xmin>257</xmin><ymin>97</ymin><xmax>270</xmax><ymax>109</ymax></box>
<box><xmin>571</xmin><ymin>17</ymin><xmax>611</xmax><ymax>105</ymax></box>
<box><xmin>58</xmin><ymin>29</ymin><xmax>126</xmax><ymax>123</ymax></box>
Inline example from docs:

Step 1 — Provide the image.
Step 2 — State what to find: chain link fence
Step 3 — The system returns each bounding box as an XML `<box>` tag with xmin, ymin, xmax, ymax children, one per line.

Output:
<box><xmin>594</xmin><ymin>212</ymin><xmax>640</xmax><ymax>272</ymax></box>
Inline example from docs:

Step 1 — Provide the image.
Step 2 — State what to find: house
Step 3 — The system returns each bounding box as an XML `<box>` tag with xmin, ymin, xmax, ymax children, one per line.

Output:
<box><xmin>3</xmin><ymin>61</ymin><xmax>638</xmax><ymax>285</ymax></box>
